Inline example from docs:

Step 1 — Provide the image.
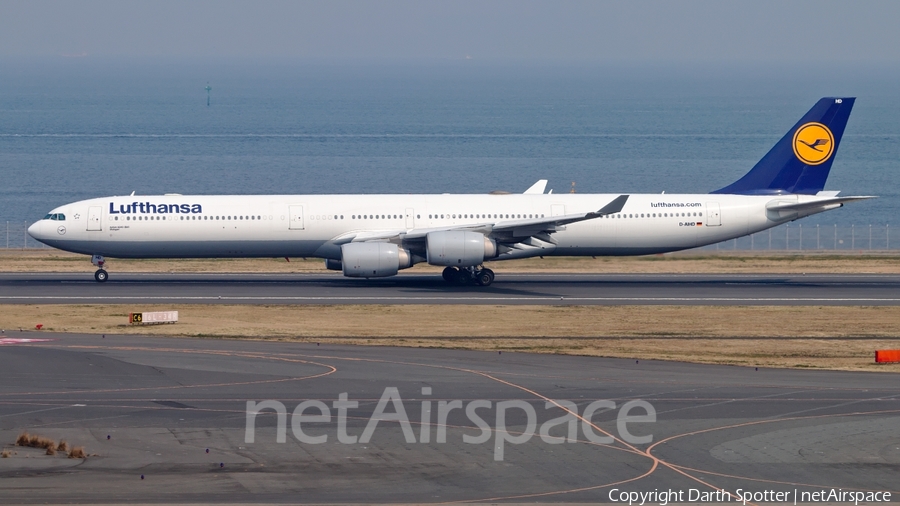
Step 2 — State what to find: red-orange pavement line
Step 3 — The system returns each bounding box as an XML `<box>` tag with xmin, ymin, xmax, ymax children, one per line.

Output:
<box><xmin>0</xmin><ymin>345</ymin><xmax>337</xmax><ymax>397</ymax></box>
<box><xmin>669</xmin><ymin>463</ymin><xmax>900</xmax><ymax>496</ymax></box>
<box><xmin>646</xmin><ymin>408</ymin><xmax>900</xmax><ymax>497</ymax></box>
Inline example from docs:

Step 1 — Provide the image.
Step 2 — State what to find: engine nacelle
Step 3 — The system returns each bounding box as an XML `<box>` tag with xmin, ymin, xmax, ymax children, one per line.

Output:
<box><xmin>324</xmin><ymin>259</ymin><xmax>342</xmax><ymax>271</ymax></box>
<box><xmin>340</xmin><ymin>242</ymin><xmax>410</xmax><ymax>278</ymax></box>
<box><xmin>426</xmin><ymin>231</ymin><xmax>496</xmax><ymax>267</ymax></box>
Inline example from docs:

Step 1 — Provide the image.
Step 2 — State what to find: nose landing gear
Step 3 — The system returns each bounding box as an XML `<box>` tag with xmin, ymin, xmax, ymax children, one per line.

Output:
<box><xmin>91</xmin><ymin>254</ymin><xmax>109</xmax><ymax>283</ymax></box>
<box><xmin>441</xmin><ymin>266</ymin><xmax>495</xmax><ymax>286</ymax></box>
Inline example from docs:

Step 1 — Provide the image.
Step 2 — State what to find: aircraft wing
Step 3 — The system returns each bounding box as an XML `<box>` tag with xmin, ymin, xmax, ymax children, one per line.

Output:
<box><xmin>332</xmin><ymin>195</ymin><xmax>629</xmax><ymax>254</ymax></box>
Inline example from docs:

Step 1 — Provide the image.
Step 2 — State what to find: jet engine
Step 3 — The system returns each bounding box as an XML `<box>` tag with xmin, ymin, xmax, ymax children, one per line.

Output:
<box><xmin>426</xmin><ymin>231</ymin><xmax>497</xmax><ymax>267</ymax></box>
<box><xmin>340</xmin><ymin>242</ymin><xmax>411</xmax><ymax>278</ymax></box>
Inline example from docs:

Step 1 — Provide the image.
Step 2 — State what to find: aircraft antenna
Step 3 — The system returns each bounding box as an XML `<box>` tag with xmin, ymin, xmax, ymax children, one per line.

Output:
<box><xmin>570</xmin><ymin>181</ymin><xmax>576</xmax><ymax>194</ymax></box>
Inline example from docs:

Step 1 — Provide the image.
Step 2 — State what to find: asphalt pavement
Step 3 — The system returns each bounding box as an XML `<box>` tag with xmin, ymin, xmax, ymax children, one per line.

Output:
<box><xmin>2</xmin><ymin>272</ymin><xmax>900</xmax><ymax>305</ymax></box>
<box><xmin>0</xmin><ymin>332</ymin><xmax>897</xmax><ymax>504</ymax></box>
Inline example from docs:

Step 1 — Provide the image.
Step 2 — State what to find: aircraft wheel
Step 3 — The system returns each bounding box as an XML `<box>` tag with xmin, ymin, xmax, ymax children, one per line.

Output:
<box><xmin>454</xmin><ymin>269</ymin><xmax>471</xmax><ymax>285</ymax></box>
<box><xmin>475</xmin><ymin>269</ymin><xmax>494</xmax><ymax>287</ymax></box>
<box><xmin>442</xmin><ymin>266</ymin><xmax>458</xmax><ymax>282</ymax></box>
<box><xmin>94</xmin><ymin>269</ymin><xmax>109</xmax><ymax>283</ymax></box>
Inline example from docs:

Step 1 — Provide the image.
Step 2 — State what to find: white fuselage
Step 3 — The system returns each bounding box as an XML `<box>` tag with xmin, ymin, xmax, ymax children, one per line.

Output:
<box><xmin>28</xmin><ymin>192</ymin><xmax>828</xmax><ymax>260</ymax></box>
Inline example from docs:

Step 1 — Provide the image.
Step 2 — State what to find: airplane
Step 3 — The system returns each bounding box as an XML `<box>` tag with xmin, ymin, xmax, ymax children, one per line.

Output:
<box><xmin>27</xmin><ymin>97</ymin><xmax>871</xmax><ymax>286</ymax></box>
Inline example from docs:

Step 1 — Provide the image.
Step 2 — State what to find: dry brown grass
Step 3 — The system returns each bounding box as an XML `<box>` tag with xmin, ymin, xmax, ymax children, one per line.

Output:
<box><xmin>2</xmin><ymin>303</ymin><xmax>899</xmax><ymax>372</ymax></box>
<box><xmin>1</xmin><ymin>449</ymin><xmax>10</xmax><ymax>458</ymax></box>
<box><xmin>14</xmin><ymin>432</ymin><xmax>69</xmax><ymax>457</ymax></box>
<box><xmin>67</xmin><ymin>446</ymin><xmax>86</xmax><ymax>459</ymax></box>
<box><xmin>15</xmin><ymin>432</ymin><xmax>58</xmax><ymax>452</ymax></box>
<box><xmin>4</xmin><ymin>304</ymin><xmax>900</xmax><ymax>339</ymax></box>
<box><xmin>3</xmin><ymin>248</ymin><xmax>900</xmax><ymax>274</ymax></box>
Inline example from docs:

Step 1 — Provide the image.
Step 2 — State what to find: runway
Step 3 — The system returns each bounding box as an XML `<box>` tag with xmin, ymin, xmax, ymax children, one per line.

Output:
<box><xmin>1</xmin><ymin>272</ymin><xmax>900</xmax><ymax>305</ymax></box>
<box><xmin>0</xmin><ymin>333</ymin><xmax>897</xmax><ymax>504</ymax></box>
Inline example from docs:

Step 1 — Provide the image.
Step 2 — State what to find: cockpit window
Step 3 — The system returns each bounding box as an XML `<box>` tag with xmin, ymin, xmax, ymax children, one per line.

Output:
<box><xmin>56</xmin><ymin>214</ymin><xmax>65</xmax><ymax>221</ymax></box>
<box><xmin>44</xmin><ymin>214</ymin><xmax>53</xmax><ymax>220</ymax></box>
<box><xmin>43</xmin><ymin>213</ymin><xmax>66</xmax><ymax>221</ymax></box>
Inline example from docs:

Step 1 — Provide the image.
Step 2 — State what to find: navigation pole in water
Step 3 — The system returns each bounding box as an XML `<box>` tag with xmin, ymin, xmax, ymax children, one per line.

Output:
<box><xmin>205</xmin><ymin>82</ymin><xmax>212</xmax><ymax>106</ymax></box>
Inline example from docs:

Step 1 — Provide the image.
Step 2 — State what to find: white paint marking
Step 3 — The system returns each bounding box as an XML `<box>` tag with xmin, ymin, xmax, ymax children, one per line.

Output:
<box><xmin>0</xmin><ymin>296</ymin><xmax>899</xmax><ymax>303</ymax></box>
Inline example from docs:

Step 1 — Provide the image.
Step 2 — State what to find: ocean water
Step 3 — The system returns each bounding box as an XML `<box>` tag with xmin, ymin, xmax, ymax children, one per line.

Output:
<box><xmin>2</xmin><ymin>59</ymin><xmax>898</xmax><ymax>248</ymax></box>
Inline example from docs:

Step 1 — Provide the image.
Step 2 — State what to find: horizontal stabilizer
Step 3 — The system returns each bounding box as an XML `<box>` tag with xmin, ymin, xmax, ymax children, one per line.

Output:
<box><xmin>766</xmin><ymin>195</ymin><xmax>875</xmax><ymax>213</ymax></box>
<box><xmin>765</xmin><ymin>195</ymin><xmax>874</xmax><ymax>221</ymax></box>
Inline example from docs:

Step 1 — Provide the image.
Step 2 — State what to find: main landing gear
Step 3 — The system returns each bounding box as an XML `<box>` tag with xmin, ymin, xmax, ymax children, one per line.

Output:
<box><xmin>91</xmin><ymin>254</ymin><xmax>108</xmax><ymax>283</ymax></box>
<box><xmin>442</xmin><ymin>266</ymin><xmax>495</xmax><ymax>286</ymax></box>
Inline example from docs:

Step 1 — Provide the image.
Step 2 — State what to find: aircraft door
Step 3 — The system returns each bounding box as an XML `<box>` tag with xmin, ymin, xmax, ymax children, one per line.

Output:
<box><xmin>288</xmin><ymin>205</ymin><xmax>305</xmax><ymax>230</ymax></box>
<box><xmin>551</xmin><ymin>204</ymin><xmax>566</xmax><ymax>217</ymax></box>
<box><xmin>87</xmin><ymin>206</ymin><xmax>102</xmax><ymax>231</ymax></box>
<box><xmin>405</xmin><ymin>208</ymin><xmax>415</xmax><ymax>229</ymax></box>
<box><xmin>706</xmin><ymin>202</ymin><xmax>721</xmax><ymax>226</ymax></box>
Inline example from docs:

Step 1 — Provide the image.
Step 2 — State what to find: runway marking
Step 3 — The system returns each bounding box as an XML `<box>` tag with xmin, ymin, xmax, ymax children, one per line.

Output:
<box><xmin>3</xmin><ymin>296</ymin><xmax>900</xmax><ymax>303</ymax></box>
<box><xmin>0</xmin><ymin>404</ymin><xmax>85</xmax><ymax>419</ymax></box>
<box><xmin>0</xmin><ymin>337</ymin><xmax>54</xmax><ymax>344</ymax></box>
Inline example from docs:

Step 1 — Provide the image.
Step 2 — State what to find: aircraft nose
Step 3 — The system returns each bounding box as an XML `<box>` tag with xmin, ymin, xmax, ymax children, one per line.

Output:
<box><xmin>27</xmin><ymin>220</ymin><xmax>44</xmax><ymax>240</ymax></box>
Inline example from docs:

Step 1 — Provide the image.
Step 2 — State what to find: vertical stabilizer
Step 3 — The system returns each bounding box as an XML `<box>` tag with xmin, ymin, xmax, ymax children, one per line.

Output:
<box><xmin>712</xmin><ymin>97</ymin><xmax>854</xmax><ymax>195</ymax></box>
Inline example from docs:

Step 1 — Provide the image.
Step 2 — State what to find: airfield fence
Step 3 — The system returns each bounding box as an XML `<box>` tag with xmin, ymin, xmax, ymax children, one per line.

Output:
<box><xmin>4</xmin><ymin>220</ymin><xmax>899</xmax><ymax>252</ymax></box>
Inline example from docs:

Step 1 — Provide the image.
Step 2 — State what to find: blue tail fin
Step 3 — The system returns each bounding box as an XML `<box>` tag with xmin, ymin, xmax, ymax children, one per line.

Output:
<box><xmin>712</xmin><ymin>97</ymin><xmax>854</xmax><ymax>195</ymax></box>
